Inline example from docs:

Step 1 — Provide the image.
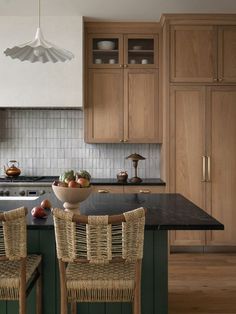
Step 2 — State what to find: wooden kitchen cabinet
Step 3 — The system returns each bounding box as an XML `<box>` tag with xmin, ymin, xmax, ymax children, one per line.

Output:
<box><xmin>170</xmin><ymin>24</ymin><xmax>236</xmax><ymax>83</ymax></box>
<box><xmin>85</xmin><ymin>25</ymin><xmax>161</xmax><ymax>143</ymax></box>
<box><xmin>88</xmin><ymin>33</ymin><xmax>158</xmax><ymax>68</ymax></box>
<box><xmin>169</xmin><ymin>85</ymin><xmax>236</xmax><ymax>246</ymax></box>
<box><xmin>86</xmin><ymin>68</ymin><xmax>159</xmax><ymax>143</ymax></box>
<box><xmin>206</xmin><ymin>87</ymin><xmax>236</xmax><ymax>245</ymax></box>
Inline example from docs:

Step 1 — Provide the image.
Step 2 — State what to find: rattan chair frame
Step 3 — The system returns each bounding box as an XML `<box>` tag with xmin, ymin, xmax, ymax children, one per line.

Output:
<box><xmin>0</xmin><ymin>207</ymin><xmax>42</xmax><ymax>314</ymax></box>
<box><xmin>52</xmin><ymin>207</ymin><xmax>146</xmax><ymax>314</ymax></box>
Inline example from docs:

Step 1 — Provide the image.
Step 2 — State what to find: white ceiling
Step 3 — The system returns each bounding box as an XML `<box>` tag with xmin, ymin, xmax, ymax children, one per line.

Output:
<box><xmin>0</xmin><ymin>0</ymin><xmax>236</xmax><ymax>21</ymax></box>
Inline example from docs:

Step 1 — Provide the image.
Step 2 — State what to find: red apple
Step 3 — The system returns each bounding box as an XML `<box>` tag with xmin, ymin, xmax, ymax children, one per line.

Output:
<box><xmin>68</xmin><ymin>180</ymin><xmax>81</xmax><ymax>188</ymax></box>
<box><xmin>77</xmin><ymin>178</ymin><xmax>90</xmax><ymax>187</ymax></box>
<box><xmin>31</xmin><ymin>206</ymin><xmax>47</xmax><ymax>218</ymax></box>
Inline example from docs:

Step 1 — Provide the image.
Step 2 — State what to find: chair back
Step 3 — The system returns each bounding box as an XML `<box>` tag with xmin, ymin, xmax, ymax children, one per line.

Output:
<box><xmin>0</xmin><ymin>207</ymin><xmax>27</xmax><ymax>261</ymax></box>
<box><xmin>52</xmin><ymin>207</ymin><xmax>146</xmax><ymax>264</ymax></box>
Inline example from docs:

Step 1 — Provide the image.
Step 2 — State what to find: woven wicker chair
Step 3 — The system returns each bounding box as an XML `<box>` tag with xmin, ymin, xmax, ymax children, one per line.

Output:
<box><xmin>52</xmin><ymin>207</ymin><xmax>146</xmax><ymax>314</ymax></box>
<box><xmin>0</xmin><ymin>207</ymin><xmax>42</xmax><ymax>314</ymax></box>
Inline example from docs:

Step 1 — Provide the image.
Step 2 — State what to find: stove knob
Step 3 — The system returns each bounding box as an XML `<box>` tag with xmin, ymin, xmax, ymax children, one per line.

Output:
<box><xmin>39</xmin><ymin>190</ymin><xmax>45</xmax><ymax>195</ymax></box>
<box><xmin>4</xmin><ymin>190</ymin><xmax>10</xmax><ymax>196</ymax></box>
<box><xmin>19</xmin><ymin>190</ymin><xmax>26</xmax><ymax>196</ymax></box>
<box><xmin>0</xmin><ymin>190</ymin><xmax>4</xmax><ymax>196</ymax></box>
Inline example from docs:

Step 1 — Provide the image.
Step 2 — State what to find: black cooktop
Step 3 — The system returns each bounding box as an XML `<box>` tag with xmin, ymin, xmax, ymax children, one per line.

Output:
<box><xmin>0</xmin><ymin>176</ymin><xmax>59</xmax><ymax>183</ymax></box>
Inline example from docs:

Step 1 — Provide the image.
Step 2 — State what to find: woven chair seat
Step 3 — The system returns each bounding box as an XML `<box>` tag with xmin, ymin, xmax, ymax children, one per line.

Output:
<box><xmin>66</xmin><ymin>261</ymin><xmax>136</xmax><ymax>302</ymax></box>
<box><xmin>0</xmin><ymin>254</ymin><xmax>42</xmax><ymax>300</ymax></box>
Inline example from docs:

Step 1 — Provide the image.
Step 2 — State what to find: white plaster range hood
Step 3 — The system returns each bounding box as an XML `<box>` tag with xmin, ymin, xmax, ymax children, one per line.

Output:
<box><xmin>0</xmin><ymin>16</ymin><xmax>83</xmax><ymax>108</ymax></box>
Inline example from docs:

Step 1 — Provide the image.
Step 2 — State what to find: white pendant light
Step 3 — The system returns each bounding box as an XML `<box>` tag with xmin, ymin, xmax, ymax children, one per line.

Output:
<box><xmin>4</xmin><ymin>0</ymin><xmax>74</xmax><ymax>63</ymax></box>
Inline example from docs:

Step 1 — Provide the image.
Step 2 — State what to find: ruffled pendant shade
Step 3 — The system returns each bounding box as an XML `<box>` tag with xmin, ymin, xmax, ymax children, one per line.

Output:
<box><xmin>3</xmin><ymin>0</ymin><xmax>74</xmax><ymax>63</ymax></box>
<box><xmin>4</xmin><ymin>27</ymin><xmax>74</xmax><ymax>63</ymax></box>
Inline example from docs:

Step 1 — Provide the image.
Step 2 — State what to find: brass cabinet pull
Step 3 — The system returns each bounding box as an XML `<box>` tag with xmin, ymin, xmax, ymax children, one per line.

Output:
<box><xmin>119</xmin><ymin>64</ymin><xmax>123</xmax><ymax>68</ymax></box>
<box><xmin>218</xmin><ymin>78</ymin><xmax>223</xmax><ymax>82</ymax></box>
<box><xmin>207</xmin><ymin>156</ymin><xmax>211</xmax><ymax>182</ymax></box>
<box><xmin>119</xmin><ymin>139</ymin><xmax>124</xmax><ymax>142</ymax></box>
<box><xmin>124</xmin><ymin>64</ymin><xmax>128</xmax><ymax>68</ymax></box>
<box><xmin>98</xmin><ymin>189</ymin><xmax>109</xmax><ymax>193</ymax></box>
<box><xmin>213</xmin><ymin>78</ymin><xmax>218</xmax><ymax>82</ymax></box>
<box><xmin>139</xmin><ymin>190</ymin><xmax>151</xmax><ymax>194</ymax></box>
<box><xmin>123</xmin><ymin>139</ymin><xmax>128</xmax><ymax>142</ymax></box>
<box><xmin>201</xmin><ymin>156</ymin><xmax>206</xmax><ymax>182</ymax></box>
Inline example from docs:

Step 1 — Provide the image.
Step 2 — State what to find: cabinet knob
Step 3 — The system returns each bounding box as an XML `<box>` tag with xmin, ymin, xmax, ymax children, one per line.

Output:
<box><xmin>123</xmin><ymin>139</ymin><xmax>128</xmax><ymax>142</ymax></box>
<box><xmin>213</xmin><ymin>78</ymin><xmax>218</xmax><ymax>82</ymax></box>
<box><xmin>119</xmin><ymin>64</ymin><xmax>123</xmax><ymax>68</ymax></box>
<box><xmin>120</xmin><ymin>139</ymin><xmax>124</xmax><ymax>142</ymax></box>
<box><xmin>98</xmin><ymin>189</ymin><xmax>109</xmax><ymax>193</ymax></box>
<box><xmin>124</xmin><ymin>64</ymin><xmax>128</xmax><ymax>68</ymax></box>
<box><xmin>218</xmin><ymin>78</ymin><xmax>223</xmax><ymax>82</ymax></box>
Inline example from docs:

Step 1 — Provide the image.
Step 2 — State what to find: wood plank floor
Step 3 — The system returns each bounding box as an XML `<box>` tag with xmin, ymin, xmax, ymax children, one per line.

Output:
<box><xmin>169</xmin><ymin>253</ymin><xmax>236</xmax><ymax>314</ymax></box>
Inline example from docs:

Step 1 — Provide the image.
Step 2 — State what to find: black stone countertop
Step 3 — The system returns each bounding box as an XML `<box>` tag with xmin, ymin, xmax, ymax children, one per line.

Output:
<box><xmin>90</xmin><ymin>178</ymin><xmax>165</xmax><ymax>186</ymax></box>
<box><xmin>0</xmin><ymin>192</ymin><xmax>223</xmax><ymax>231</ymax></box>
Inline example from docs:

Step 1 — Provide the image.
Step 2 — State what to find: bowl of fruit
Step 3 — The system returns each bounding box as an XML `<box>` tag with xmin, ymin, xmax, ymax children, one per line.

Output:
<box><xmin>52</xmin><ymin>170</ymin><xmax>92</xmax><ymax>213</ymax></box>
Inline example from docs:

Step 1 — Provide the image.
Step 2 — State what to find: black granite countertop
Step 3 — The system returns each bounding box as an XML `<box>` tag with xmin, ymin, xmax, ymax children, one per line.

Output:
<box><xmin>0</xmin><ymin>192</ymin><xmax>223</xmax><ymax>231</ymax></box>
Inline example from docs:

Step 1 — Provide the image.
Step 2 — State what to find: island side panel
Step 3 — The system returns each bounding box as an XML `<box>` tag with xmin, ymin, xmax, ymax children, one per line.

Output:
<box><xmin>154</xmin><ymin>230</ymin><xmax>168</xmax><ymax>314</ymax></box>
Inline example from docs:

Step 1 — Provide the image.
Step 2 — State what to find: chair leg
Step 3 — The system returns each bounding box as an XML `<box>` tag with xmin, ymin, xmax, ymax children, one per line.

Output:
<box><xmin>59</xmin><ymin>259</ymin><xmax>68</xmax><ymax>314</ymax></box>
<box><xmin>133</xmin><ymin>260</ymin><xmax>141</xmax><ymax>314</ymax></box>
<box><xmin>71</xmin><ymin>301</ymin><xmax>77</xmax><ymax>314</ymax></box>
<box><xmin>19</xmin><ymin>258</ymin><xmax>27</xmax><ymax>314</ymax></box>
<box><xmin>36</xmin><ymin>263</ymin><xmax>42</xmax><ymax>314</ymax></box>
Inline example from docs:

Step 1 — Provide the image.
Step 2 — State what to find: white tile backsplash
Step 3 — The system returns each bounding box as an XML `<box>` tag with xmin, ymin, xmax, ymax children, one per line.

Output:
<box><xmin>0</xmin><ymin>109</ymin><xmax>161</xmax><ymax>178</ymax></box>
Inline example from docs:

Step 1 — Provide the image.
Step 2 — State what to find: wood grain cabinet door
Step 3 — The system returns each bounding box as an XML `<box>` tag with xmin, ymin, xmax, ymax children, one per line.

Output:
<box><xmin>170</xmin><ymin>25</ymin><xmax>217</xmax><ymax>83</ymax></box>
<box><xmin>169</xmin><ymin>86</ymin><xmax>206</xmax><ymax>246</ymax></box>
<box><xmin>85</xmin><ymin>69</ymin><xmax>124</xmax><ymax>143</ymax></box>
<box><xmin>123</xmin><ymin>69</ymin><xmax>160</xmax><ymax>143</ymax></box>
<box><xmin>206</xmin><ymin>87</ymin><xmax>236</xmax><ymax>245</ymax></box>
<box><xmin>218</xmin><ymin>26</ymin><xmax>236</xmax><ymax>83</ymax></box>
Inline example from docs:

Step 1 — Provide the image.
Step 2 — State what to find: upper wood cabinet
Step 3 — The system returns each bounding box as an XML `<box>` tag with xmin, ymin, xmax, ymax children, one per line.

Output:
<box><xmin>170</xmin><ymin>25</ymin><xmax>236</xmax><ymax>83</ymax></box>
<box><xmin>85</xmin><ymin>23</ymin><xmax>161</xmax><ymax>144</ymax></box>
<box><xmin>86</xmin><ymin>68</ymin><xmax>160</xmax><ymax>143</ymax></box>
<box><xmin>88</xmin><ymin>33</ymin><xmax>158</xmax><ymax>69</ymax></box>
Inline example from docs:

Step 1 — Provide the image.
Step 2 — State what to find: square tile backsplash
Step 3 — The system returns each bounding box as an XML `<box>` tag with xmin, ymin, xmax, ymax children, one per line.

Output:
<box><xmin>0</xmin><ymin>109</ymin><xmax>161</xmax><ymax>179</ymax></box>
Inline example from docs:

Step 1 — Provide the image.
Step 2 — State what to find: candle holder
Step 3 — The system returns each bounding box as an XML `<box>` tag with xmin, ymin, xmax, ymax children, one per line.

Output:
<box><xmin>126</xmin><ymin>153</ymin><xmax>146</xmax><ymax>183</ymax></box>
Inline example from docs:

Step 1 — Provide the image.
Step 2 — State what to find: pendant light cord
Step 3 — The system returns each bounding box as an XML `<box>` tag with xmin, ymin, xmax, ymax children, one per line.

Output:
<box><xmin>38</xmin><ymin>0</ymin><xmax>41</xmax><ymax>28</ymax></box>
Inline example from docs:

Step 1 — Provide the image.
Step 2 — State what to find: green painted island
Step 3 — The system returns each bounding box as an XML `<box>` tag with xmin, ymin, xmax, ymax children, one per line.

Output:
<box><xmin>0</xmin><ymin>192</ymin><xmax>223</xmax><ymax>314</ymax></box>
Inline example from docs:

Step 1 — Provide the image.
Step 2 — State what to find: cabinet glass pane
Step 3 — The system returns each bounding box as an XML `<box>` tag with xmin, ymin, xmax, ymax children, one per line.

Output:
<box><xmin>92</xmin><ymin>38</ymin><xmax>119</xmax><ymax>65</ymax></box>
<box><xmin>128</xmin><ymin>38</ymin><xmax>154</xmax><ymax>65</ymax></box>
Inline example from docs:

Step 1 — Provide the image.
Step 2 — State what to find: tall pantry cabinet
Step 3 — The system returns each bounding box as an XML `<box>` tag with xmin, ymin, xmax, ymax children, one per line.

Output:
<box><xmin>161</xmin><ymin>14</ymin><xmax>236</xmax><ymax>247</ymax></box>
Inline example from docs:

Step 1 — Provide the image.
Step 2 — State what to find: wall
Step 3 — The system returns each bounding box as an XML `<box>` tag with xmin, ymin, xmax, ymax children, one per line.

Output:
<box><xmin>0</xmin><ymin>109</ymin><xmax>161</xmax><ymax>179</ymax></box>
<box><xmin>0</xmin><ymin>16</ymin><xmax>83</xmax><ymax>108</ymax></box>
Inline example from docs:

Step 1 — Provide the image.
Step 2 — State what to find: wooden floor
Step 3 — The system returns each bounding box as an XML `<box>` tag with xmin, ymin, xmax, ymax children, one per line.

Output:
<box><xmin>169</xmin><ymin>253</ymin><xmax>236</xmax><ymax>314</ymax></box>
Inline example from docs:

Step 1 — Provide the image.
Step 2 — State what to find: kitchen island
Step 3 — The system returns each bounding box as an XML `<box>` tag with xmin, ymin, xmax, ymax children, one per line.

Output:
<box><xmin>0</xmin><ymin>192</ymin><xmax>223</xmax><ymax>314</ymax></box>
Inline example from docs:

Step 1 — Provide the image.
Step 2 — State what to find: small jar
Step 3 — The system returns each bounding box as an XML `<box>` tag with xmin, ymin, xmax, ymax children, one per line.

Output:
<box><xmin>117</xmin><ymin>171</ymin><xmax>128</xmax><ymax>183</ymax></box>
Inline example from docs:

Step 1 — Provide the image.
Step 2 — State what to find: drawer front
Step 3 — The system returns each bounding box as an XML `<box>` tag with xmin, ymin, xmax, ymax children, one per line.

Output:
<box><xmin>93</xmin><ymin>185</ymin><xmax>124</xmax><ymax>194</ymax></box>
<box><xmin>124</xmin><ymin>186</ymin><xmax>165</xmax><ymax>194</ymax></box>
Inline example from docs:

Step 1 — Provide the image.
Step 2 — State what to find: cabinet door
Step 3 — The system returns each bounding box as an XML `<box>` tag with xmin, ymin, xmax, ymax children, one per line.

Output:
<box><xmin>124</xmin><ymin>34</ymin><xmax>158</xmax><ymax>68</ymax></box>
<box><xmin>206</xmin><ymin>87</ymin><xmax>236</xmax><ymax>245</ymax></box>
<box><xmin>124</xmin><ymin>69</ymin><xmax>160</xmax><ymax>143</ymax></box>
<box><xmin>170</xmin><ymin>25</ymin><xmax>217</xmax><ymax>82</ymax></box>
<box><xmin>85</xmin><ymin>69</ymin><xmax>124</xmax><ymax>143</ymax></box>
<box><xmin>87</xmin><ymin>34</ymin><xmax>123</xmax><ymax>68</ymax></box>
<box><xmin>218</xmin><ymin>26</ymin><xmax>236</xmax><ymax>83</ymax></box>
<box><xmin>170</xmin><ymin>86</ymin><xmax>206</xmax><ymax>246</ymax></box>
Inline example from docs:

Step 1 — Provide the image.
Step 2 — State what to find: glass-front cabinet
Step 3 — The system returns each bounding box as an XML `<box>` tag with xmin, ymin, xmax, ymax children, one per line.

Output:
<box><xmin>124</xmin><ymin>35</ymin><xmax>158</xmax><ymax>68</ymax></box>
<box><xmin>88</xmin><ymin>34</ymin><xmax>158</xmax><ymax>68</ymax></box>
